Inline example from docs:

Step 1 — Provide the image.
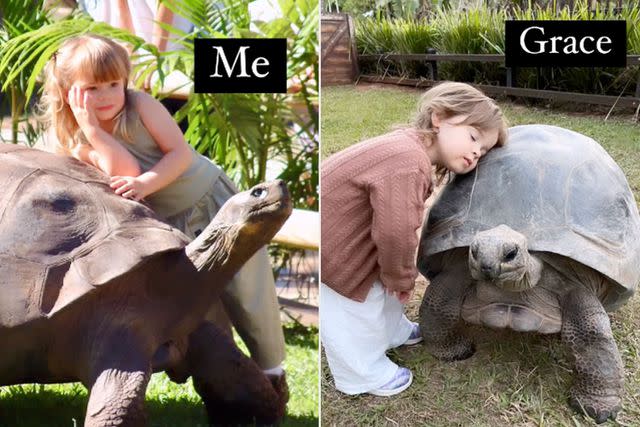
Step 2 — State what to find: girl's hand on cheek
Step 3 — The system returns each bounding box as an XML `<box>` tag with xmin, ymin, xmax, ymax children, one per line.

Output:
<box><xmin>68</xmin><ymin>85</ymin><xmax>99</xmax><ymax>134</ymax></box>
<box><xmin>110</xmin><ymin>176</ymin><xmax>149</xmax><ymax>201</ymax></box>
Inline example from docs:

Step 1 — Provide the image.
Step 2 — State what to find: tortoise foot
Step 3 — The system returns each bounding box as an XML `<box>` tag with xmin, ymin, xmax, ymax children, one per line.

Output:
<box><xmin>197</xmin><ymin>378</ymin><xmax>282</xmax><ymax>426</ymax></box>
<box><xmin>260</xmin><ymin>371</ymin><xmax>289</xmax><ymax>424</ymax></box>
<box><xmin>568</xmin><ymin>394</ymin><xmax>620</xmax><ymax>424</ymax></box>
<box><xmin>428</xmin><ymin>337</ymin><xmax>476</xmax><ymax>362</ymax></box>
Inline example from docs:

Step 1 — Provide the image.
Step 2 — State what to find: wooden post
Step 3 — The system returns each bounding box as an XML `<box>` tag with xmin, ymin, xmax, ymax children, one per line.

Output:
<box><xmin>347</xmin><ymin>14</ymin><xmax>359</xmax><ymax>79</ymax></box>
<box><xmin>506</xmin><ymin>67</ymin><xmax>516</xmax><ymax>88</ymax></box>
<box><xmin>427</xmin><ymin>48</ymin><xmax>438</xmax><ymax>81</ymax></box>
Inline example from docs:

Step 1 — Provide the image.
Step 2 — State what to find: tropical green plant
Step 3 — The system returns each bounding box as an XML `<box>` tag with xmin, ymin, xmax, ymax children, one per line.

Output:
<box><xmin>0</xmin><ymin>0</ymin><xmax>53</xmax><ymax>144</ymax></box>
<box><xmin>356</xmin><ymin>17</ymin><xmax>437</xmax><ymax>77</ymax></box>
<box><xmin>159</xmin><ymin>0</ymin><xmax>318</xmax><ymax>208</ymax></box>
<box><xmin>356</xmin><ymin>16</ymin><xmax>437</xmax><ymax>53</ymax></box>
<box><xmin>324</xmin><ymin>0</ymin><xmax>436</xmax><ymax>18</ymax></box>
<box><xmin>355</xmin><ymin>17</ymin><xmax>396</xmax><ymax>54</ymax></box>
<box><xmin>433</xmin><ymin>7</ymin><xmax>505</xmax><ymax>53</ymax></box>
<box><xmin>324</xmin><ymin>0</ymin><xmax>375</xmax><ymax>15</ymax></box>
<box><xmin>354</xmin><ymin>0</ymin><xmax>640</xmax><ymax>96</ymax></box>
<box><xmin>432</xmin><ymin>7</ymin><xmax>506</xmax><ymax>83</ymax></box>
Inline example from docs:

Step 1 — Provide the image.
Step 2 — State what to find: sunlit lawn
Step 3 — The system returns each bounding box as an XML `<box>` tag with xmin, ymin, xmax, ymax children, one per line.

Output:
<box><xmin>0</xmin><ymin>323</ymin><xmax>318</xmax><ymax>427</ymax></box>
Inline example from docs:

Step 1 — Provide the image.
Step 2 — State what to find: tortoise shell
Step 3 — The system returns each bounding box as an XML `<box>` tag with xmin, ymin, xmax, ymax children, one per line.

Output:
<box><xmin>418</xmin><ymin>125</ymin><xmax>640</xmax><ymax>309</ymax></box>
<box><xmin>0</xmin><ymin>143</ymin><xmax>189</xmax><ymax>326</ymax></box>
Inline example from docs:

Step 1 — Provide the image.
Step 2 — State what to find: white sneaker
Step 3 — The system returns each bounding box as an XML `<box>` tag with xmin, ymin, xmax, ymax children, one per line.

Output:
<box><xmin>367</xmin><ymin>367</ymin><xmax>413</xmax><ymax>397</ymax></box>
<box><xmin>404</xmin><ymin>322</ymin><xmax>423</xmax><ymax>346</ymax></box>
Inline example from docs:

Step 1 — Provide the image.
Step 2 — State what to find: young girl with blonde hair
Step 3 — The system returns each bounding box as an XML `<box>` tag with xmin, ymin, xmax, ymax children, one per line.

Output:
<box><xmin>321</xmin><ymin>82</ymin><xmax>508</xmax><ymax>396</ymax></box>
<box><xmin>39</xmin><ymin>33</ymin><xmax>289</xmax><ymax>399</ymax></box>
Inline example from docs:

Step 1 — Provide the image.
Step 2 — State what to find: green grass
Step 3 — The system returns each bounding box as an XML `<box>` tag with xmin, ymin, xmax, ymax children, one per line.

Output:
<box><xmin>320</xmin><ymin>86</ymin><xmax>422</xmax><ymax>158</ymax></box>
<box><xmin>0</xmin><ymin>323</ymin><xmax>318</xmax><ymax>426</ymax></box>
<box><xmin>321</xmin><ymin>84</ymin><xmax>640</xmax><ymax>426</ymax></box>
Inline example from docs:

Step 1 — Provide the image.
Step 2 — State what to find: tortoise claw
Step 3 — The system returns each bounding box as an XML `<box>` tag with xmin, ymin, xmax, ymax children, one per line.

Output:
<box><xmin>568</xmin><ymin>396</ymin><xmax>619</xmax><ymax>424</ymax></box>
<box><xmin>449</xmin><ymin>343</ymin><xmax>476</xmax><ymax>361</ymax></box>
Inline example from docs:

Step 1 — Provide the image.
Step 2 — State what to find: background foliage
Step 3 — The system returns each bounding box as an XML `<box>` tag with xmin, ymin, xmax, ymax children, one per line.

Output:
<box><xmin>328</xmin><ymin>0</ymin><xmax>640</xmax><ymax>98</ymax></box>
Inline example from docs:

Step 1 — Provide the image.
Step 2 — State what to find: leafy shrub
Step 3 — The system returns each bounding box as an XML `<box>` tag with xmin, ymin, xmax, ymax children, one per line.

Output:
<box><xmin>354</xmin><ymin>0</ymin><xmax>640</xmax><ymax>97</ymax></box>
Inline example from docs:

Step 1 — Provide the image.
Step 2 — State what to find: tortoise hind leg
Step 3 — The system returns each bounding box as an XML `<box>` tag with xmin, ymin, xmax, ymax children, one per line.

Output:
<box><xmin>561</xmin><ymin>287</ymin><xmax>623</xmax><ymax>424</ymax></box>
<box><xmin>419</xmin><ymin>252</ymin><xmax>475</xmax><ymax>361</ymax></box>
<box><xmin>84</xmin><ymin>330</ymin><xmax>151</xmax><ymax>427</ymax></box>
<box><xmin>184</xmin><ymin>321</ymin><xmax>285</xmax><ymax>425</ymax></box>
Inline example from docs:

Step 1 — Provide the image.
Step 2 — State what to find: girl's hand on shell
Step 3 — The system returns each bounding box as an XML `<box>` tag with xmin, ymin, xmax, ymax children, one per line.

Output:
<box><xmin>110</xmin><ymin>176</ymin><xmax>148</xmax><ymax>201</ymax></box>
<box><xmin>68</xmin><ymin>85</ymin><xmax>100</xmax><ymax>134</ymax></box>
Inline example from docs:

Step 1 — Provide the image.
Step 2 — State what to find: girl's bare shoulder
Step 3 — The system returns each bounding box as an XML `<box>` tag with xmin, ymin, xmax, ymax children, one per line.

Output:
<box><xmin>128</xmin><ymin>90</ymin><xmax>172</xmax><ymax>122</ymax></box>
<box><xmin>128</xmin><ymin>90</ymin><xmax>158</xmax><ymax>110</ymax></box>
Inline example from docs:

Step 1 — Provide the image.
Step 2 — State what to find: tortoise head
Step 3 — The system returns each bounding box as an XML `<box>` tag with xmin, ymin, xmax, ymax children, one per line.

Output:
<box><xmin>214</xmin><ymin>179</ymin><xmax>292</xmax><ymax>234</ymax></box>
<box><xmin>186</xmin><ymin>180</ymin><xmax>292</xmax><ymax>273</ymax></box>
<box><xmin>468</xmin><ymin>225</ymin><xmax>541</xmax><ymax>291</ymax></box>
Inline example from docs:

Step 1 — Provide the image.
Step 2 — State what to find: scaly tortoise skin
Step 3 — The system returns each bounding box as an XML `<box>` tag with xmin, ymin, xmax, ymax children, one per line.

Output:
<box><xmin>0</xmin><ymin>143</ymin><xmax>292</xmax><ymax>426</ymax></box>
<box><xmin>417</xmin><ymin>125</ymin><xmax>640</xmax><ymax>424</ymax></box>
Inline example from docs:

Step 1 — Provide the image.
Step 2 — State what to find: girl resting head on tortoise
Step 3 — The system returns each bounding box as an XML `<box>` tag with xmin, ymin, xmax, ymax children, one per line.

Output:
<box><xmin>320</xmin><ymin>81</ymin><xmax>508</xmax><ymax>397</ymax></box>
<box><xmin>37</xmin><ymin>33</ymin><xmax>290</xmax><ymax>403</ymax></box>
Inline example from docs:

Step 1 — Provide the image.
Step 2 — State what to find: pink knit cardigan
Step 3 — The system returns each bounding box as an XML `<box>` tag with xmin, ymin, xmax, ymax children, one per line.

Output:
<box><xmin>321</xmin><ymin>129</ymin><xmax>433</xmax><ymax>302</ymax></box>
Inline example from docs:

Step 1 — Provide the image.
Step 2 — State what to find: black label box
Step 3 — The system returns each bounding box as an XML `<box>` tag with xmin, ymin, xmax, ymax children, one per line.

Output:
<box><xmin>505</xmin><ymin>20</ymin><xmax>626</xmax><ymax>67</ymax></box>
<box><xmin>195</xmin><ymin>38</ymin><xmax>287</xmax><ymax>93</ymax></box>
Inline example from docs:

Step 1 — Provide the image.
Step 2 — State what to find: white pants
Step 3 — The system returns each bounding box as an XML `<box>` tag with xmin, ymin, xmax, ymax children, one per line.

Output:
<box><xmin>320</xmin><ymin>281</ymin><xmax>414</xmax><ymax>394</ymax></box>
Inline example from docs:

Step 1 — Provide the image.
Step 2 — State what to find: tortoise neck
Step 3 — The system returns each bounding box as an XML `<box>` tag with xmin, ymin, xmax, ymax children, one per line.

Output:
<box><xmin>185</xmin><ymin>221</ymin><xmax>266</xmax><ymax>277</ymax></box>
<box><xmin>186</xmin><ymin>223</ymin><xmax>240</xmax><ymax>274</ymax></box>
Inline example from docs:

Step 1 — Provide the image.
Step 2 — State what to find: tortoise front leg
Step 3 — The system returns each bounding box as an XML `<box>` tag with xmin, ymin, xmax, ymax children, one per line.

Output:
<box><xmin>185</xmin><ymin>321</ymin><xmax>285</xmax><ymax>426</ymax></box>
<box><xmin>419</xmin><ymin>253</ymin><xmax>475</xmax><ymax>361</ymax></box>
<box><xmin>84</xmin><ymin>331</ymin><xmax>151</xmax><ymax>427</ymax></box>
<box><xmin>561</xmin><ymin>287</ymin><xmax>623</xmax><ymax>424</ymax></box>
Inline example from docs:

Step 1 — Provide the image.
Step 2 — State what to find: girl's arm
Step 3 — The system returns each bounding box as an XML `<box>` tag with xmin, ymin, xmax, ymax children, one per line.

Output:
<box><xmin>111</xmin><ymin>91</ymin><xmax>192</xmax><ymax>200</ymax></box>
<box><xmin>369</xmin><ymin>169</ymin><xmax>430</xmax><ymax>294</ymax></box>
<box><xmin>82</xmin><ymin>126</ymin><xmax>142</xmax><ymax>176</ymax></box>
<box><xmin>41</xmin><ymin>126</ymin><xmax>132</xmax><ymax>177</ymax></box>
<box><xmin>152</xmin><ymin>2</ymin><xmax>175</xmax><ymax>52</ymax></box>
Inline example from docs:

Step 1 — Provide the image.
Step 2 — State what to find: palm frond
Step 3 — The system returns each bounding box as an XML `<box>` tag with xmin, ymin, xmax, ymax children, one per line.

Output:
<box><xmin>0</xmin><ymin>18</ymin><xmax>156</xmax><ymax>100</ymax></box>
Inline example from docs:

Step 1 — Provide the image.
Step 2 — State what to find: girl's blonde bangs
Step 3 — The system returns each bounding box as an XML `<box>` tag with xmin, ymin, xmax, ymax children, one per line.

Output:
<box><xmin>71</xmin><ymin>40</ymin><xmax>129</xmax><ymax>84</ymax></box>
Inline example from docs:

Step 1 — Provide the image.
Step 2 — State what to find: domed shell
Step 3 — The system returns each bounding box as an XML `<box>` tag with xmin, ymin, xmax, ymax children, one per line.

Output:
<box><xmin>0</xmin><ymin>144</ymin><xmax>189</xmax><ymax>326</ymax></box>
<box><xmin>418</xmin><ymin>125</ymin><xmax>640</xmax><ymax>308</ymax></box>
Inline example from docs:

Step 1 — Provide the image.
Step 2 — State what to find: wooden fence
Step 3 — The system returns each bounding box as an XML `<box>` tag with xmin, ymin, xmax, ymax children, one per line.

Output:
<box><xmin>321</xmin><ymin>13</ymin><xmax>359</xmax><ymax>85</ymax></box>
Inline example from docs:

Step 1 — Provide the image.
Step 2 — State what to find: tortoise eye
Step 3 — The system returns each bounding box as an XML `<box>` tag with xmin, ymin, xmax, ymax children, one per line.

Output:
<box><xmin>250</xmin><ymin>187</ymin><xmax>268</xmax><ymax>199</ymax></box>
<box><xmin>504</xmin><ymin>247</ymin><xmax>518</xmax><ymax>261</ymax></box>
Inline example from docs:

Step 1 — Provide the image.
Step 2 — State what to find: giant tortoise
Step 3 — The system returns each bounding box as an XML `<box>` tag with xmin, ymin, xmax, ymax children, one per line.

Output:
<box><xmin>417</xmin><ymin>125</ymin><xmax>640</xmax><ymax>423</ymax></box>
<box><xmin>0</xmin><ymin>143</ymin><xmax>292</xmax><ymax>426</ymax></box>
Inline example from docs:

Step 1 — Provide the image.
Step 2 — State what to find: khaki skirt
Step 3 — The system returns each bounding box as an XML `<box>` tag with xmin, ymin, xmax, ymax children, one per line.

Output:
<box><xmin>165</xmin><ymin>173</ymin><xmax>239</xmax><ymax>239</ymax></box>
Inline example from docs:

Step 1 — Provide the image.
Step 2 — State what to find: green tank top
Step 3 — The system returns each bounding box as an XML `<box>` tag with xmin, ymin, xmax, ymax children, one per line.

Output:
<box><xmin>113</xmin><ymin>109</ymin><xmax>222</xmax><ymax>218</ymax></box>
